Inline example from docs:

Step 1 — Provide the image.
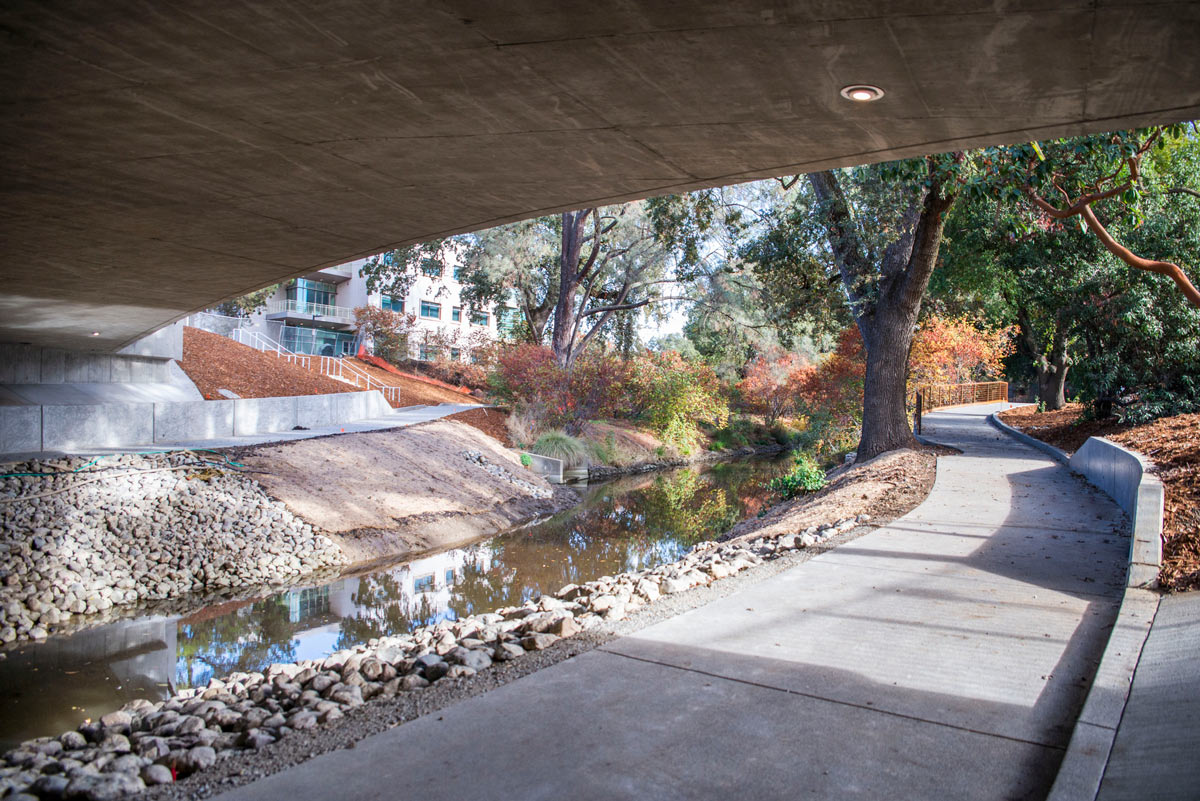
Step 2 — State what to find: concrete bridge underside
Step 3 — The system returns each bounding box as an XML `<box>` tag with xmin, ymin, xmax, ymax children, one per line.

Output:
<box><xmin>1</xmin><ymin>0</ymin><xmax>1198</xmax><ymax>351</ymax></box>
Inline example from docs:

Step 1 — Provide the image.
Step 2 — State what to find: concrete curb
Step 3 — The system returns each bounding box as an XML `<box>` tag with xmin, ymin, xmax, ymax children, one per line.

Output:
<box><xmin>987</xmin><ymin>412</ymin><xmax>1070</xmax><ymax>465</ymax></box>
<box><xmin>989</xmin><ymin>413</ymin><xmax>1165</xmax><ymax>800</ymax></box>
<box><xmin>1044</xmin><ymin>589</ymin><xmax>1160</xmax><ymax>801</ymax></box>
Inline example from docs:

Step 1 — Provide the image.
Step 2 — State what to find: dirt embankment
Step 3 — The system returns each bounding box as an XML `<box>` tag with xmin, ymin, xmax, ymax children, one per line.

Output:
<box><xmin>236</xmin><ymin>420</ymin><xmax>576</xmax><ymax>565</ymax></box>
<box><xmin>722</xmin><ymin>447</ymin><xmax>943</xmax><ymax>543</ymax></box>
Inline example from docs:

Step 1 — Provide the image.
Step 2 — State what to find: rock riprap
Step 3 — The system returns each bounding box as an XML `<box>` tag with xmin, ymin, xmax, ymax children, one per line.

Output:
<box><xmin>0</xmin><ymin>452</ymin><xmax>346</xmax><ymax>645</ymax></box>
<box><xmin>461</xmin><ymin>450</ymin><xmax>552</xmax><ymax>499</ymax></box>
<box><xmin>0</xmin><ymin>513</ymin><xmax>865</xmax><ymax>800</ymax></box>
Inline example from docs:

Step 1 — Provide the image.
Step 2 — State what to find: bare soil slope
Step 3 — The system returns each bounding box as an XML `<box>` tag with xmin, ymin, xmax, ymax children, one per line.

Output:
<box><xmin>723</xmin><ymin>448</ymin><xmax>942</xmax><ymax>543</ymax></box>
<box><xmin>237</xmin><ymin>420</ymin><xmax>573</xmax><ymax>564</ymax></box>
<box><xmin>180</xmin><ymin>327</ymin><xmax>355</xmax><ymax>400</ymax></box>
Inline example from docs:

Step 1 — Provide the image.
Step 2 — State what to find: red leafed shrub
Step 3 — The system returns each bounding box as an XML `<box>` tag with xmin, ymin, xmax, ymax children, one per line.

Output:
<box><xmin>489</xmin><ymin>344</ymin><xmax>631</xmax><ymax>435</ymax></box>
<box><xmin>792</xmin><ymin>327</ymin><xmax>866</xmax><ymax>458</ymax></box>
<box><xmin>488</xmin><ymin>344</ymin><xmax>726</xmax><ymax>449</ymax></box>
<box><xmin>736</xmin><ymin>350</ymin><xmax>810</xmax><ymax>425</ymax></box>
<box><xmin>796</xmin><ymin>327</ymin><xmax>865</xmax><ymax>425</ymax></box>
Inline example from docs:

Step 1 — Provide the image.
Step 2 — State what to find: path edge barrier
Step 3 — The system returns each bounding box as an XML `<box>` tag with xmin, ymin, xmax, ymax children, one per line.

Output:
<box><xmin>989</xmin><ymin>411</ymin><xmax>1164</xmax><ymax>801</ymax></box>
<box><xmin>987</xmin><ymin>412</ymin><xmax>1070</xmax><ymax>465</ymax></box>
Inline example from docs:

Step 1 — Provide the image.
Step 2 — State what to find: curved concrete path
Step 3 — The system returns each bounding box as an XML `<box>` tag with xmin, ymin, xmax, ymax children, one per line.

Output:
<box><xmin>215</xmin><ymin>404</ymin><xmax>1130</xmax><ymax>801</ymax></box>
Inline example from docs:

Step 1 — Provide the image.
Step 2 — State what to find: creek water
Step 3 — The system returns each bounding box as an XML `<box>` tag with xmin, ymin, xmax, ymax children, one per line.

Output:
<box><xmin>0</xmin><ymin>454</ymin><xmax>792</xmax><ymax>750</ymax></box>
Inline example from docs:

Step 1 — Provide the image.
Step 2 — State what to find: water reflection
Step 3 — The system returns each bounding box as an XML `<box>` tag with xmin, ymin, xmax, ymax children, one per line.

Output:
<box><xmin>0</xmin><ymin>455</ymin><xmax>789</xmax><ymax>749</ymax></box>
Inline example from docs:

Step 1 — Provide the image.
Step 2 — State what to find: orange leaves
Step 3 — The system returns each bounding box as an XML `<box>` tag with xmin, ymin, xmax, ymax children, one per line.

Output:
<box><xmin>736</xmin><ymin>350</ymin><xmax>811</xmax><ymax>424</ymax></box>
<box><xmin>909</xmin><ymin>315</ymin><xmax>1015</xmax><ymax>385</ymax></box>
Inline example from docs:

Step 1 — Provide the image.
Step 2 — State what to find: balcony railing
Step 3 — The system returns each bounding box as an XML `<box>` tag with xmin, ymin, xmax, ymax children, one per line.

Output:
<box><xmin>266</xmin><ymin>299</ymin><xmax>356</xmax><ymax>323</ymax></box>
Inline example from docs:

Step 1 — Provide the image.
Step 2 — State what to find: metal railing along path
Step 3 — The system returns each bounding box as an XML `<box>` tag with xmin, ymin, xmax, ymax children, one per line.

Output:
<box><xmin>911</xmin><ymin>381</ymin><xmax>1008</xmax><ymax>435</ymax></box>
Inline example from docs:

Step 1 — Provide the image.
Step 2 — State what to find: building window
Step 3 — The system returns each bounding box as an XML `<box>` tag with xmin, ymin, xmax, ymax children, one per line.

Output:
<box><xmin>453</xmin><ymin>265</ymin><xmax>464</xmax><ymax>281</ymax></box>
<box><xmin>420</xmin><ymin>263</ymin><xmax>443</xmax><ymax>278</ymax></box>
<box><xmin>281</xmin><ymin>326</ymin><xmax>357</xmax><ymax>357</ymax></box>
<box><xmin>470</xmin><ymin>311</ymin><xmax>490</xmax><ymax>326</ymax></box>
<box><xmin>451</xmin><ymin>307</ymin><xmax>461</xmax><ymax>323</ymax></box>
<box><xmin>381</xmin><ymin>295</ymin><xmax>404</xmax><ymax>313</ymax></box>
<box><xmin>497</xmin><ymin>306</ymin><xmax>521</xmax><ymax>337</ymax></box>
<box><xmin>420</xmin><ymin>300</ymin><xmax>440</xmax><ymax>319</ymax></box>
<box><xmin>445</xmin><ymin>568</ymin><xmax>456</xmax><ymax>585</ymax></box>
<box><xmin>419</xmin><ymin>344</ymin><xmax>440</xmax><ymax>361</ymax></box>
<box><xmin>450</xmin><ymin>348</ymin><xmax>461</xmax><ymax>361</ymax></box>
<box><xmin>286</xmin><ymin>279</ymin><xmax>336</xmax><ymax>310</ymax></box>
<box><xmin>413</xmin><ymin>574</ymin><xmax>435</xmax><ymax>593</ymax></box>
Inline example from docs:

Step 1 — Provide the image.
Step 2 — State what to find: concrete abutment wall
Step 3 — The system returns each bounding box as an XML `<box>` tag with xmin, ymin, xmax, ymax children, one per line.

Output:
<box><xmin>0</xmin><ymin>390</ymin><xmax>392</xmax><ymax>460</ymax></box>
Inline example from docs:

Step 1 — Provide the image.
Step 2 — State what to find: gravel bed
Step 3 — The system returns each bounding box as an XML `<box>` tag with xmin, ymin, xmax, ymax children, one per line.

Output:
<box><xmin>0</xmin><ymin>453</ymin><xmax>346</xmax><ymax>646</ymax></box>
<box><xmin>0</xmin><ymin>514</ymin><xmax>869</xmax><ymax>801</ymax></box>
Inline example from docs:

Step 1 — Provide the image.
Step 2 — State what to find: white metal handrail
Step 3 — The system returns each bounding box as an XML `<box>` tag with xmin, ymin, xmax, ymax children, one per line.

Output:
<box><xmin>233</xmin><ymin>328</ymin><xmax>312</xmax><ymax>368</ymax></box>
<box><xmin>316</xmin><ymin>356</ymin><xmax>402</xmax><ymax>404</ymax></box>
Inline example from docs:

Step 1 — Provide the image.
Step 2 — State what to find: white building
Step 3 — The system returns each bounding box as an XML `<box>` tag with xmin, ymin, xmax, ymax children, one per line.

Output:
<box><xmin>249</xmin><ymin>256</ymin><xmax>518</xmax><ymax>359</ymax></box>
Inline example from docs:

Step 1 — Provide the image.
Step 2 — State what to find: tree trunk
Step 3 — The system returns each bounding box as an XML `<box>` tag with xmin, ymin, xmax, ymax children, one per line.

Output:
<box><xmin>551</xmin><ymin>210</ymin><xmax>589</xmax><ymax>369</ymax></box>
<box><xmin>1036</xmin><ymin>359</ymin><xmax>1069</xmax><ymax>409</ymax></box>
<box><xmin>858</xmin><ymin>311</ymin><xmax>919</xmax><ymax>460</ymax></box>
<box><xmin>1018</xmin><ymin>306</ymin><xmax>1071</xmax><ymax>410</ymax></box>
<box><xmin>807</xmin><ymin>162</ymin><xmax>956</xmax><ymax>461</ymax></box>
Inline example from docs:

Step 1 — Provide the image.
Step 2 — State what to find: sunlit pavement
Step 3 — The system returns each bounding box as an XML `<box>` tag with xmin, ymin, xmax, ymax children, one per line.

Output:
<box><xmin>214</xmin><ymin>403</ymin><xmax>1131</xmax><ymax>801</ymax></box>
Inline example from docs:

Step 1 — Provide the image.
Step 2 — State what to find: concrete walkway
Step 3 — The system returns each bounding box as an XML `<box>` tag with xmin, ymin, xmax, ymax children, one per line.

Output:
<box><xmin>51</xmin><ymin>402</ymin><xmax>483</xmax><ymax>457</ymax></box>
<box><xmin>214</xmin><ymin>403</ymin><xmax>1131</xmax><ymax>801</ymax></box>
<box><xmin>1097</xmin><ymin>591</ymin><xmax>1200</xmax><ymax>800</ymax></box>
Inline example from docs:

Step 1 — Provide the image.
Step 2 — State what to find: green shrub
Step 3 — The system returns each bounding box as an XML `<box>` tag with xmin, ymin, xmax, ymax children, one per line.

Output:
<box><xmin>519</xmin><ymin>453</ymin><xmax>532</xmax><ymax>468</ymax></box>
<box><xmin>587</xmin><ymin>432</ymin><xmax>618</xmax><ymax>465</ymax></box>
<box><xmin>531</xmin><ymin>431</ymin><xmax>590</xmax><ymax>469</ymax></box>
<box><xmin>768</xmin><ymin>452</ymin><xmax>827</xmax><ymax>499</ymax></box>
<box><xmin>768</xmin><ymin>423</ymin><xmax>795</xmax><ymax>446</ymax></box>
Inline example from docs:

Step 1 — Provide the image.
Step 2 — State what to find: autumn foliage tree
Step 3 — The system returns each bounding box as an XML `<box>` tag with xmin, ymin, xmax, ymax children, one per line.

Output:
<box><xmin>736</xmin><ymin>350</ymin><xmax>810</xmax><ymax>425</ymax></box>
<box><xmin>908</xmin><ymin>315</ymin><xmax>1015</xmax><ymax>386</ymax></box>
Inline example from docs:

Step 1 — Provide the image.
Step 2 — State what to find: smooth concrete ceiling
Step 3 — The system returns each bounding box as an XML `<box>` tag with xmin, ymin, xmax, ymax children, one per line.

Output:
<box><xmin>2</xmin><ymin>1</ymin><xmax>1199</xmax><ymax>351</ymax></box>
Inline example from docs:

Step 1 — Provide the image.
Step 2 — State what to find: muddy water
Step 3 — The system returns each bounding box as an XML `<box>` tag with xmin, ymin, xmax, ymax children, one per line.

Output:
<box><xmin>0</xmin><ymin>455</ymin><xmax>791</xmax><ymax>749</ymax></box>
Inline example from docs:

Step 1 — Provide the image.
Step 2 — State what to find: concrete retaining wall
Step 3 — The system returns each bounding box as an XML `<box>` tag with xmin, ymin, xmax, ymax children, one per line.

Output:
<box><xmin>521</xmin><ymin>452</ymin><xmax>564</xmax><ymax>484</ymax></box>
<box><xmin>0</xmin><ymin>344</ymin><xmax>172</xmax><ymax>385</ymax></box>
<box><xmin>0</xmin><ymin>390</ymin><xmax>392</xmax><ymax>459</ymax></box>
<box><xmin>1070</xmin><ymin>438</ymin><xmax>1164</xmax><ymax>589</ymax></box>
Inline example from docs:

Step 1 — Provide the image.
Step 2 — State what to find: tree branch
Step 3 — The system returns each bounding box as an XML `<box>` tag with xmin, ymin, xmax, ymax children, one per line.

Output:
<box><xmin>1081</xmin><ymin>204</ymin><xmax>1200</xmax><ymax>307</ymax></box>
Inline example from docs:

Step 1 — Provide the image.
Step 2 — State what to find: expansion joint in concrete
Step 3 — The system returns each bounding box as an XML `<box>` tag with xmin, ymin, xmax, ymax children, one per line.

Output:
<box><xmin>597</xmin><ymin>646</ymin><xmax>1065</xmax><ymax>752</ymax></box>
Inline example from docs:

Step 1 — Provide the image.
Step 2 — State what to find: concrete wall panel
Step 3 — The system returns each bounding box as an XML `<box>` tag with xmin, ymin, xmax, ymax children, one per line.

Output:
<box><xmin>0</xmin><ymin>406</ymin><xmax>42</xmax><ymax>456</ymax></box>
<box><xmin>233</xmin><ymin>397</ymin><xmax>297</xmax><ymax>436</ymax></box>
<box><xmin>42</xmin><ymin>403</ymin><xmax>153</xmax><ymax>451</ymax></box>
<box><xmin>296</xmin><ymin>394</ymin><xmax>337</xmax><ymax>429</ymax></box>
<box><xmin>333</xmin><ymin>390</ymin><xmax>386</xmax><ymax>423</ymax></box>
<box><xmin>1070</xmin><ymin>437</ymin><xmax>1163</xmax><ymax>588</ymax></box>
<box><xmin>522</xmin><ymin>452</ymin><xmax>563</xmax><ymax>484</ymax></box>
<box><xmin>118</xmin><ymin>323</ymin><xmax>184</xmax><ymax>361</ymax></box>
<box><xmin>0</xmin><ymin>345</ymin><xmax>40</xmax><ymax>384</ymax></box>
<box><xmin>40</xmin><ymin>350</ymin><xmax>65</xmax><ymax>384</ymax></box>
<box><xmin>153</xmin><ymin>400</ymin><xmax>234</xmax><ymax>443</ymax></box>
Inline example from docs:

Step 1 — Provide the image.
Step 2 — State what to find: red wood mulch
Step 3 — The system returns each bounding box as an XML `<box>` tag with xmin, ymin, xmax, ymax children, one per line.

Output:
<box><xmin>999</xmin><ymin>404</ymin><xmax>1200</xmax><ymax>591</ymax></box>
<box><xmin>346</xmin><ymin>358</ymin><xmax>478</xmax><ymax>406</ymax></box>
<box><xmin>179</xmin><ymin>327</ymin><xmax>358</xmax><ymax>401</ymax></box>
<box><xmin>444</xmin><ymin>407</ymin><xmax>512</xmax><ymax>447</ymax></box>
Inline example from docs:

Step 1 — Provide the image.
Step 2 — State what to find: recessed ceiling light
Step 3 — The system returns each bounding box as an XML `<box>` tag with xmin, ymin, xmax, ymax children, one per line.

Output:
<box><xmin>840</xmin><ymin>84</ymin><xmax>885</xmax><ymax>102</ymax></box>
<box><xmin>90</xmin><ymin>331</ymin><xmax>100</xmax><ymax>336</ymax></box>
